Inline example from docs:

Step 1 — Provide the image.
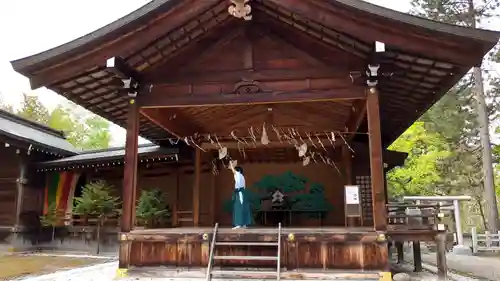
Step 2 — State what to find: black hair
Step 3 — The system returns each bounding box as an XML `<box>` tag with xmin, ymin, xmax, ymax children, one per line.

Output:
<box><xmin>234</xmin><ymin>166</ymin><xmax>244</xmax><ymax>175</ymax></box>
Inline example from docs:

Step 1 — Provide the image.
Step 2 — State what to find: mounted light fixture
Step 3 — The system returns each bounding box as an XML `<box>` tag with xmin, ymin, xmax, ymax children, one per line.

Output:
<box><xmin>228</xmin><ymin>0</ymin><xmax>252</xmax><ymax>20</ymax></box>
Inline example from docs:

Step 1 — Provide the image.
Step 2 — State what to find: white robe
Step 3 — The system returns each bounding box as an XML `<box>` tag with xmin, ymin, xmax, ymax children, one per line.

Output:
<box><xmin>234</xmin><ymin>172</ymin><xmax>245</xmax><ymax>204</ymax></box>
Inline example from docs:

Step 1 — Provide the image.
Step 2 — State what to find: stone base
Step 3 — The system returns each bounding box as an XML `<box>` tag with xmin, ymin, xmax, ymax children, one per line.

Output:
<box><xmin>451</xmin><ymin>245</ymin><xmax>472</xmax><ymax>255</ymax></box>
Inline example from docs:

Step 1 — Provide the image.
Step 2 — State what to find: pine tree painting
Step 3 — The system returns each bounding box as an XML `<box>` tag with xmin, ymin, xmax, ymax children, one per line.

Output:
<box><xmin>223</xmin><ymin>171</ymin><xmax>332</xmax><ymax>219</ymax></box>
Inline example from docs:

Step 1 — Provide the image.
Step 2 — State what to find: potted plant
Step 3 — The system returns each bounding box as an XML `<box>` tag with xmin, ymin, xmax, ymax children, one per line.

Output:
<box><xmin>136</xmin><ymin>188</ymin><xmax>171</xmax><ymax>228</ymax></box>
<box><xmin>39</xmin><ymin>202</ymin><xmax>60</xmax><ymax>242</ymax></box>
<box><xmin>73</xmin><ymin>180</ymin><xmax>121</xmax><ymax>254</ymax></box>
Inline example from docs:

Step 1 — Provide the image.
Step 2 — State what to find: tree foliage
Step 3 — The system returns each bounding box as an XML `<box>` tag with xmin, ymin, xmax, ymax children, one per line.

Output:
<box><xmin>73</xmin><ymin>180</ymin><xmax>121</xmax><ymax>220</ymax></box>
<box><xmin>387</xmin><ymin>0</ymin><xmax>500</xmax><ymax>230</ymax></box>
<box><xmin>39</xmin><ymin>202</ymin><xmax>60</xmax><ymax>241</ymax></box>
<box><xmin>136</xmin><ymin>188</ymin><xmax>171</xmax><ymax>228</ymax></box>
<box><xmin>0</xmin><ymin>93</ymin><xmax>111</xmax><ymax>150</ymax></box>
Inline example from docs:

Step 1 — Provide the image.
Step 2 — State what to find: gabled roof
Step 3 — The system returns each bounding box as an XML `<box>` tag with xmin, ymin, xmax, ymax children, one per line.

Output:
<box><xmin>10</xmin><ymin>0</ymin><xmax>500</xmax><ymax>146</ymax></box>
<box><xmin>11</xmin><ymin>0</ymin><xmax>499</xmax><ymax>74</ymax></box>
<box><xmin>0</xmin><ymin>109</ymin><xmax>79</xmax><ymax>155</ymax></box>
<box><xmin>37</xmin><ymin>143</ymin><xmax>178</xmax><ymax>168</ymax></box>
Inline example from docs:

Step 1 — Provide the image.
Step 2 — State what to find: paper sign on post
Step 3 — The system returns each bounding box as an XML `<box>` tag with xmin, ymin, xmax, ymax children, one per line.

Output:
<box><xmin>345</xmin><ymin>185</ymin><xmax>360</xmax><ymax>204</ymax></box>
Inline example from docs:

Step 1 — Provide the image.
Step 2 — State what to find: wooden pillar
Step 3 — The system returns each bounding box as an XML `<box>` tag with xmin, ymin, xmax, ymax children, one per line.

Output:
<box><xmin>436</xmin><ymin>233</ymin><xmax>448</xmax><ymax>280</ymax></box>
<box><xmin>342</xmin><ymin>145</ymin><xmax>353</xmax><ymax>185</ymax></box>
<box><xmin>172</xmin><ymin>167</ymin><xmax>179</xmax><ymax>227</ymax></box>
<box><xmin>14</xmin><ymin>155</ymin><xmax>27</xmax><ymax>228</ymax></box>
<box><xmin>209</xmin><ymin>160</ymin><xmax>217</xmax><ymax>225</ymax></box>
<box><xmin>119</xmin><ymin>101</ymin><xmax>139</xmax><ymax>269</ymax></box>
<box><xmin>366</xmin><ymin>87</ymin><xmax>387</xmax><ymax>231</ymax></box>
<box><xmin>395</xmin><ymin>241</ymin><xmax>404</xmax><ymax>264</ymax></box>
<box><xmin>193</xmin><ymin>149</ymin><xmax>201</xmax><ymax>226</ymax></box>
<box><xmin>412</xmin><ymin>241</ymin><xmax>422</xmax><ymax>272</ymax></box>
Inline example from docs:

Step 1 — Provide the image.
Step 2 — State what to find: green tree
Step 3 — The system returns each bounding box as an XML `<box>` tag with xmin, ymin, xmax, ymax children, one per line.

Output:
<box><xmin>39</xmin><ymin>202</ymin><xmax>60</xmax><ymax>242</ymax></box>
<box><xmin>400</xmin><ymin>0</ymin><xmax>500</xmax><ymax>230</ymax></box>
<box><xmin>136</xmin><ymin>188</ymin><xmax>171</xmax><ymax>228</ymax></box>
<box><xmin>17</xmin><ymin>93</ymin><xmax>50</xmax><ymax>124</ymax></box>
<box><xmin>73</xmin><ymin>180</ymin><xmax>121</xmax><ymax>254</ymax></box>
<box><xmin>388</xmin><ymin>122</ymin><xmax>451</xmax><ymax>198</ymax></box>
<box><xmin>3</xmin><ymin>93</ymin><xmax>111</xmax><ymax>150</ymax></box>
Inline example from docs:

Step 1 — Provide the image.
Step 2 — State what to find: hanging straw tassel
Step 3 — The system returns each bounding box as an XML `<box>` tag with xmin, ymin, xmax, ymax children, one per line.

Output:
<box><xmin>261</xmin><ymin>123</ymin><xmax>270</xmax><ymax>145</ymax></box>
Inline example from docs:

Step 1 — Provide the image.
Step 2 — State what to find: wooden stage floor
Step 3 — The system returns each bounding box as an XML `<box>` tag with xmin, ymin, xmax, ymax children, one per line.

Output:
<box><xmin>124</xmin><ymin>226</ymin><xmax>391</xmax><ymax>270</ymax></box>
<box><xmin>129</xmin><ymin>226</ymin><xmax>375</xmax><ymax>235</ymax></box>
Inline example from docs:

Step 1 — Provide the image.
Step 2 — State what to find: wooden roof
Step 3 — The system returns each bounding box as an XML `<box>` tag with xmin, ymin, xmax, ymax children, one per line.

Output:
<box><xmin>11</xmin><ymin>0</ymin><xmax>500</xmax><ymax>146</ymax></box>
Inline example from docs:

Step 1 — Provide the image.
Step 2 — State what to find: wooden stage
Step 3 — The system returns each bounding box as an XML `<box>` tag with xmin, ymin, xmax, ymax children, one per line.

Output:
<box><xmin>122</xmin><ymin>227</ymin><xmax>391</xmax><ymax>271</ymax></box>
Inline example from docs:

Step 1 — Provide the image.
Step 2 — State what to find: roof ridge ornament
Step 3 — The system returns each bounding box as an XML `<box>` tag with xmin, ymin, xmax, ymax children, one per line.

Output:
<box><xmin>228</xmin><ymin>0</ymin><xmax>252</xmax><ymax>21</ymax></box>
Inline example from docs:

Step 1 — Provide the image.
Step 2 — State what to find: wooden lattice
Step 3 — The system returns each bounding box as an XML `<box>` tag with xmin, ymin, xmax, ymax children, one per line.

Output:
<box><xmin>355</xmin><ymin>175</ymin><xmax>373</xmax><ymax>226</ymax></box>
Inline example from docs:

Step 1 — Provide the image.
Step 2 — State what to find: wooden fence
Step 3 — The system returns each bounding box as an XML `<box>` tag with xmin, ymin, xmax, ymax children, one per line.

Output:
<box><xmin>471</xmin><ymin>227</ymin><xmax>500</xmax><ymax>254</ymax></box>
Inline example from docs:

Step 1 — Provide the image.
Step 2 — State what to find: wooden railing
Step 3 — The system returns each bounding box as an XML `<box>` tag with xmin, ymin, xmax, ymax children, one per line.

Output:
<box><xmin>386</xmin><ymin>202</ymin><xmax>452</xmax><ymax>231</ymax></box>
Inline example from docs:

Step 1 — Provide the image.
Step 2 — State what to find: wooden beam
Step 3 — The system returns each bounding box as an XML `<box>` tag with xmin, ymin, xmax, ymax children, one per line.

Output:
<box><xmin>27</xmin><ymin>0</ymin><xmax>220</xmax><ymax>89</ymax></box>
<box><xmin>342</xmin><ymin>145</ymin><xmax>352</xmax><ymax>185</ymax></box>
<box><xmin>172</xmin><ymin>167</ymin><xmax>179</xmax><ymax>227</ymax></box>
<box><xmin>193</xmin><ymin>149</ymin><xmax>201</xmax><ymax>226</ymax></box>
<box><xmin>106</xmin><ymin>56</ymin><xmax>141</xmax><ymax>81</ymax></box>
<box><xmin>345</xmin><ymin>99</ymin><xmax>367</xmax><ymax>140</ymax></box>
<box><xmin>119</xmin><ymin>101</ymin><xmax>139</xmax><ymax>269</ymax></box>
<box><xmin>14</xmin><ymin>156</ymin><xmax>27</xmax><ymax>228</ymax></box>
<box><xmin>366</xmin><ymin>87</ymin><xmax>386</xmax><ymax>231</ymax></box>
<box><xmin>210</xmin><ymin>155</ymin><xmax>217</xmax><ymax>225</ymax></box>
<box><xmin>140</xmin><ymin>108</ymin><xmax>202</xmax><ymax>138</ymax></box>
<box><xmin>267</xmin><ymin>0</ymin><xmax>482</xmax><ymax>66</ymax></box>
<box><xmin>140</xmin><ymin>88</ymin><xmax>366</xmax><ymax>108</ymax></box>
<box><xmin>155</xmin><ymin>68</ymin><xmax>350</xmax><ymax>84</ymax></box>
<box><xmin>121</xmin><ymin>102</ymin><xmax>139</xmax><ymax>232</ymax></box>
<box><xmin>201</xmin><ymin>137</ymin><xmax>344</xmax><ymax>150</ymax></box>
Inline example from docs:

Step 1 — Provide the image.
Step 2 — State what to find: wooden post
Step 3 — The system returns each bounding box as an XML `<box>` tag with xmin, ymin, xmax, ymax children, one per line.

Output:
<box><xmin>471</xmin><ymin>227</ymin><xmax>478</xmax><ymax>254</ymax></box>
<box><xmin>366</xmin><ymin>87</ymin><xmax>387</xmax><ymax>230</ymax></box>
<box><xmin>395</xmin><ymin>241</ymin><xmax>404</xmax><ymax>264</ymax></box>
<box><xmin>172</xmin><ymin>167</ymin><xmax>179</xmax><ymax>227</ymax></box>
<box><xmin>342</xmin><ymin>145</ymin><xmax>353</xmax><ymax>185</ymax></box>
<box><xmin>14</xmin><ymin>156</ymin><xmax>27</xmax><ymax>228</ymax></box>
<box><xmin>436</xmin><ymin>232</ymin><xmax>448</xmax><ymax>280</ymax></box>
<box><xmin>193</xmin><ymin>149</ymin><xmax>201</xmax><ymax>226</ymax></box>
<box><xmin>412</xmin><ymin>241</ymin><xmax>422</xmax><ymax>272</ymax></box>
<box><xmin>119</xmin><ymin>101</ymin><xmax>139</xmax><ymax>269</ymax></box>
<box><xmin>209</xmin><ymin>159</ymin><xmax>217</xmax><ymax>225</ymax></box>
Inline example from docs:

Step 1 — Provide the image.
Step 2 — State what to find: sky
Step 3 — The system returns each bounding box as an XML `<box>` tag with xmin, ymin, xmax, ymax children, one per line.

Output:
<box><xmin>0</xmin><ymin>0</ymin><xmax>498</xmax><ymax>147</ymax></box>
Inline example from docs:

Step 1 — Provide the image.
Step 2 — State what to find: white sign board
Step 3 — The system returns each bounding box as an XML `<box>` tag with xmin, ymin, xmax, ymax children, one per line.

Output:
<box><xmin>345</xmin><ymin>185</ymin><xmax>360</xmax><ymax>204</ymax></box>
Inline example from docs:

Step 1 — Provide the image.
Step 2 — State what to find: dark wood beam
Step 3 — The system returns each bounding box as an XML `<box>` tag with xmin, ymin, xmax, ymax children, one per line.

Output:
<box><xmin>140</xmin><ymin>108</ymin><xmax>202</xmax><ymax>139</ymax></box>
<box><xmin>142</xmin><ymin>18</ymin><xmax>239</xmax><ymax>80</ymax></box>
<box><xmin>254</xmin><ymin>14</ymin><xmax>367</xmax><ymax>69</ymax></box>
<box><xmin>255</xmin><ymin>4</ymin><xmax>369</xmax><ymax>58</ymax></box>
<box><xmin>193</xmin><ymin>149</ymin><xmax>201</xmax><ymax>227</ymax></box>
<box><xmin>366</xmin><ymin>87</ymin><xmax>386</xmax><ymax>231</ymax></box>
<box><xmin>106</xmin><ymin>56</ymin><xmax>141</xmax><ymax>81</ymax></box>
<box><xmin>28</xmin><ymin>0</ymin><xmax>220</xmax><ymax>89</ymax></box>
<box><xmin>345</xmin><ymin>99</ymin><xmax>367</xmax><ymax>140</ymax></box>
<box><xmin>119</xmin><ymin>101</ymin><xmax>139</xmax><ymax>269</ymax></box>
<box><xmin>201</xmin><ymin>137</ymin><xmax>344</xmax><ymax>150</ymax></box>
<box><xmin>267</xmin><ymin>0</ymin><xmax>481</xmax><ymax>66</ymax></box>
<box><xmin>140</xmin><ymin>88</ymin><xmax>366</xmax><ymax>108</ymax></box>
<box><xmin>153</xmin><ymin>68</ymin><xmax>351</xmax><ymax>84</ymax></box>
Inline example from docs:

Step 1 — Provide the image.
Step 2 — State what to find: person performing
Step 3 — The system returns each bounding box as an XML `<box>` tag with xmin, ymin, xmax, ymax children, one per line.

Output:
<box><xmin>229</xmin><ymin>160</ymin><xmax>252</xmax><ymax>229</ymax></box>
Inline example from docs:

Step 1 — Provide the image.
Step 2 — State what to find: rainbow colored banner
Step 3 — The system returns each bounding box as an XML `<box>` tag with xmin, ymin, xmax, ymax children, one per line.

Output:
<box><xmin>43</xmin><ymin>171</ymin><xmax>81</xmax><ymax>215</ymax></box>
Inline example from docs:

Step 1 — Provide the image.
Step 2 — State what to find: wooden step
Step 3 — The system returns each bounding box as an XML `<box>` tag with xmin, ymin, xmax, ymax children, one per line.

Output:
<box><xmin>211</xmin><ymin>269</ymin><xmax>278</xmax><ymax>277</ymax></box>
<box><xmin>213</xmin><ymin>255</ymin><xmax>278</xmax><ymax>261</ymax></box>
<box><xmin>215</xmin><ymin>241</ymin><xmax>279</xmax><ymax>247</ymax></box>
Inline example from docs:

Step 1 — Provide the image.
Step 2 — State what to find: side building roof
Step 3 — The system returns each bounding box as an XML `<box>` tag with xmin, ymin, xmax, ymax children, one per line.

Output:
<box><xmin>36</xmin><ymin>143</ymin><xmax>179</xmax><ymax>169</ymax></box>
<box><xmin>0</xmin><ymin>109</ymin><xmax>79</xmax><ymax>155</ymax></box>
